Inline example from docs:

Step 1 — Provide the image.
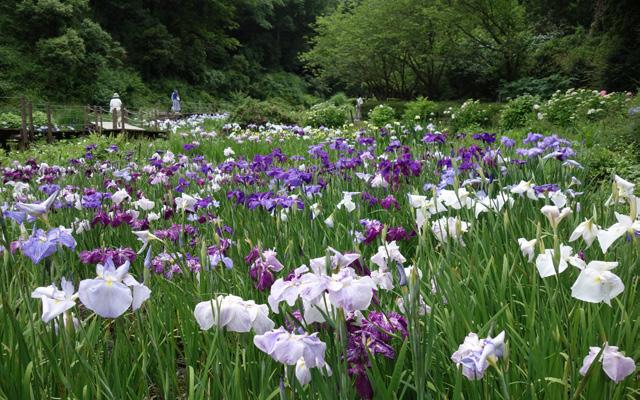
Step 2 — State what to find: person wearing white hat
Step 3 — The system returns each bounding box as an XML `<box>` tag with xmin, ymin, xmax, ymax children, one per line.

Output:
<box><xmin>109</xmin><ymin>93</ymin><xmax>123</xmax><ymax>127</ymax></box>
<box><xmin>110</xmin><ymin>93</ymin><xmax>122</xmax><ymax>113</ymax></box>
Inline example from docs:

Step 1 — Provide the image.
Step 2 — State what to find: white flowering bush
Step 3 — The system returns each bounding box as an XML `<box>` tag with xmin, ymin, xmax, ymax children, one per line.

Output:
<box><xmin>303</xmin><ymin>101</ymin><xmax>349</xmax><ymax>128</ymax></box>
<box><xmin>367</xmin><ymin>104</ymin><xmax>396</xmax><ymax>126</ymax></box>
<box><xmin>448</xmin><ymin>99</ymin><xmax>494</xmax><ymax>132</ymax></box>
<box><xmin>540</xmin><ymin>88</ymin><xmax>629</xmax><ymax>126</ymax></box>
<box><xmin>402</xmin><ymin>96</ymin><xmax>438</xmax><ymax>122</ymax></box>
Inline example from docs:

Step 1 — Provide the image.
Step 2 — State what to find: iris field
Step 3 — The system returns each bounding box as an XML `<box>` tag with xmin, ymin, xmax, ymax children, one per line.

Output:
<box><xmin>0</xmin><ymin>113</ymin><xmax>638</xmax><ymax>399</ymax></box>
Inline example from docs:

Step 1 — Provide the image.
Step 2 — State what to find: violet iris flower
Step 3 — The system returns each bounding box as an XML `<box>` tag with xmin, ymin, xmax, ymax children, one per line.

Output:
<box><xmin>21</xmin><ymin>227</ymin><xmax>76</xmax><ymax>264</ymax></box>
<box><xmin>248</xmin><ymin>249</ymin><xmax>285</xmax><ymax>291</ymax></box>
<box><xmin>346</xmin><ymin>311</ymin><xmax>408</xmax><ymax>399</ymax></box>
<box><xmin>580</xmin><ymin>344</ymin><xmax>635</xmax><ymax>383</ymax></box>
<box><xmin>451</xmin><ymin>331</ymin><xmax>505</xmax><ymax>380</ymax></box>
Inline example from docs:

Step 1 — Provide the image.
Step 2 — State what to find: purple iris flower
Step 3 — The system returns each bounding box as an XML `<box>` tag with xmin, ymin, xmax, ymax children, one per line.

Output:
<box><xmin>244</xmin><ymin>247</ymin><xmax>260</xmax><ymax>265</ymax></box>
<box><xmin>174</xmin><ymin>178</ymin><xmax>190</xmax><ymax>193</ymax></box>
<box><xmin>386</xmin><ymin>226</ymin><xmax>414</xmax><ymax>242</ymax></box>
<box><xmin>346</xmin><ymin>311</ymin><xmax>408</xmax><ymax>399</ymax></box>
<box><xmin>523</xmin><ymin>132</ymin><xmax>544</xmax><ymax>144</ymax></box>
<box><xmin>472</xmin><ymin>133</ymin><xmax>496</xmax><ymax>144</ymax></box>
<box><xmin>380</xmin><ymin>195</ymin><xmax>399</xmax><ymax>210</ymax></box>
<box><xmin>79</xmin><ymin>247</ymin><xmax>137</xmax><ymax>265</ymax></box>
<box><xmin>437</xmin><ymin>157</ymin><xmax>452</xmax><ymax>169</ymax></box>
<box><xmin>81</xmin><ymin>192</ymin><xmax>105</xmax><ymax>209</ymax></box>
<box><xmin>91</xmin><ymin>210</ymin><xmax>111</xmax><ymax>226</ymax></box>
<box><xmin>3</xmin><ymin>209</ymin><xmax>28</xmax><ymax>224</ymax></box>
<box><xmin>422</xmin><ymin>133</ymin><xmax>446</xmax><ymax>144</ymax></box>
<box><xmin>501</xmin><ymin>136</ymin><xmax>516</xmax><ymax>148</ymax></box>
<box><xmin>533</xmin><ymin>184</ymin><xmax>560</xmax><ymax>195</ymax></box>
<box><xmin>150</xmin><ymin>252</ymin><xmax>183</xmax><ymax>278</ymax></box>
<box><xmin>360</xmin><ymin>219</ymin><xmax>384</xmax><ymax>245</ymax></box>
<box><xmin>357</xmin><ymin>136</ymin><xmax>375</xmax><ymax>146</ymax></box>
<box><xmin>361</xmin><ymin>192</ymin><xmax>378</xmax><ymax>206</ymax></box>
<box><xmin>38</xmin><ymin>184</ymin><xmax>60</xmax><ymax>196</ymax></box>
<box><xmin>249</xmin><ymin>261</ymin><xmax>276</xmax><ymax>290</ymax></box>
<box><xmin>183</xmin><ymin>143</ymin><xmax>198</xmax><ymax>152</ymax></box>
<box><xmin>438</xmin><ymin>168</ymin><xmax>455</xmax><ymax>189</ymax></box>
<box><xmin>208</xmin><ymin>242</ymin><xmax>233</xmax><ymax>269</ymax></box>
<box><xmin>304</xmin><ymin>185</ymin><xmax>322</xmax><ymax>197</ymax></box>
<box><xmin>21</xmin><ymin>227</ymin><xmax>76</xmax><ymax>264</ymax></box>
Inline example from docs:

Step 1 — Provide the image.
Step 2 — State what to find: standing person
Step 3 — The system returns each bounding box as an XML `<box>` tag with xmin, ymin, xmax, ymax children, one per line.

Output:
<box><xmin>109</xmin><ymin>93</ymin><xmax>123</xmax><ymax>126</ymax></box>
<box><xmin>171</xmin><ymin>89</ymin><xmax>181</xmax><ymax>113</ymax></box>
<box><xmin>355</xmin><ymin>96</ymin><xmax>364</xmax><ymax>121</ymax></box>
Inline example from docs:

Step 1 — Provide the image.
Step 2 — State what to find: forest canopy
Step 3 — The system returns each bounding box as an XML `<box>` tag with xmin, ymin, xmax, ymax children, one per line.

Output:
<box><xmin>0</xmin><ymin>0</ymin><xmax>638</xmax><ymax>105</ymax></box>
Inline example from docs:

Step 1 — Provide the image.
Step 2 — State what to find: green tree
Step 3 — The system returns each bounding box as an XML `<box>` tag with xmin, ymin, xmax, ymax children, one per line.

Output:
<box><xmin>303</xmin><ymin>0</ymin><xmax>456</xmax><ymax>99</ymax></box>
<box><xmin>443</xmin><ymin>0</ymin><xmax>531</xmax><ymax>82</ymax></box>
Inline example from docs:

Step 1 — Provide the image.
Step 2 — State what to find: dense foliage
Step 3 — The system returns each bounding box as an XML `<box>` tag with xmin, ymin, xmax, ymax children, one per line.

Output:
<box><xmin>303</xmin><ymin>0</ymin><xmax>640</xmax><ymax>99</ymax></box>
<box><xmin>1</xmin><ymin>0</ymin><xmax>639</xmax><ymax>106</ymax></box>
<box><xmin>0</xmin><ymin>0</ymin><xmax>335</xmax><ymax>106</ymax></box>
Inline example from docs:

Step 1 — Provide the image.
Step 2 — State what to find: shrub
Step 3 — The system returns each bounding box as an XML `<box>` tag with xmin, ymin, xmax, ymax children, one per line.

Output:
<box><xmin>500</xmin><ymin>95</ymin><xmax>540</xmax><ymax>130</ymax></box>
<box><xmin>540</xmin><ymin>88</ymin><xmax>629</xmax><ymax>126</ymax></box>
<box><xmin>0</xmin><ymin>111</ymin><xmax>50</xmax><ymax>129</ymax></box>
<box><xmin>402</xmin><ymin>97</ymin><xmax>438</xmax><ymax>122</ymax></box>
<box><xmin>328</xmin><ymin>92</ymin><xmax>350</xmax><ymax>107</ymax></box>
<box><xmin>498</xmin><ymin>74</ymin><xmax>572</xmax><ymax>100</ymax></box>
<box><xmin>448</xmin><ymin>99</ymin><xmax>496</xmax><ymax>132</ymax></box>
<box><xmin>303</xmin><ymin>102</ymin><xmax>349</xmax><ymax>128</ymax></box>
<box><xmin>0</xmin><ymin>112</ymin><xmax>23</xmax><ymax>129</ymax></box>
<box><xmin>583</xmin><ymin>144</ymin><xmax>640</xmax><ymax>186</ymax></box>
<box><xmin>367</xmin><ymin>104</ymin><xmax>396</xmax><ymax>126</ymax></box>
<box><xmin>230</xmin><ymin>97</ymin><xmax>297</xmax><ymax>126</ymax></box>
<box><xmin>362</xmin><ymin>99</ymin><xmax>406</xmax><ymax>118</ymax></box>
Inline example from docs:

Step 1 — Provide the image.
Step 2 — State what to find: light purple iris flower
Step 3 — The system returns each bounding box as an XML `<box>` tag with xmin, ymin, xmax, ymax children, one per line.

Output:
<box><xmin>325</xmin><ymin>268</ymin><xmax>376</xmax><ymax>313</ymax></box>
<box><xmin>2</xmin><ymin>206</ymin><xmax>29</xmax><ymax>224</ymax></box>
<box><xmin>21</xmin><ymin>227</ymin><xmax>76</xmax><ymax>264</ymax></box>
<box><xmin>579</xmin><ymin>345</ymin><xmax>635</xmax><ymax>383</ymax></box>
<box><xmin>209</xmin><ymin>249</ymin><xmax>233</xmax><ymax>269</ymax></box>
<box><xmin>254</xmin><ymin>327</ymin><xmax>329</xmax><ymax>385</ymax></box>
<box><xmin>451</xmin><ymin>331</ymin><xmax>505</xmax><ymax>380</ymax></box>
<box><xmin>78</xmin><ymin>259</ymin><xmax>151</xmax><ymax>318</ymax></box>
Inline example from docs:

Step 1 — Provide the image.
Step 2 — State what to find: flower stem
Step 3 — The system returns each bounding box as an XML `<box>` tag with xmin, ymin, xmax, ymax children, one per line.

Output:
<box><xmin>496</xmin><ymin>366</ymin><xmax>510</xmax><ymax>400</ymax></box>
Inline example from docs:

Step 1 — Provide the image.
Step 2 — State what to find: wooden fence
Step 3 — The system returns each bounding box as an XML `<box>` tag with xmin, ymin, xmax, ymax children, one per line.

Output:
<box><xmin>0</xmin><ymin>97</ymin><xmax>218</xmax><ymax>150</ymax></box>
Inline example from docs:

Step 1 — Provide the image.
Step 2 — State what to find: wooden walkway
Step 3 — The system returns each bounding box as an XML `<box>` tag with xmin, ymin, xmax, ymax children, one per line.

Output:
<box><xmin>96</xmin><ymin>121</ymin><xmax>145</xmax><ymax>131</ymax></box>
<box><xmin>0</xmin><ymin>98</ymin><xmax>169</xmax><ymax>150</ymax></box>
<box><xmin>1</xmin><ymin>96</ymin><xmax>219</xmax><ymax>150</ymax></box>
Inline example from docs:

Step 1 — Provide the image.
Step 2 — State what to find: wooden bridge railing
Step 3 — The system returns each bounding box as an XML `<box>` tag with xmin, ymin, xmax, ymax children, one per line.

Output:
<box><xmin>1</xmin><ymin>96</ymin><xmax>219</xmax><ymax>150</ymax></box>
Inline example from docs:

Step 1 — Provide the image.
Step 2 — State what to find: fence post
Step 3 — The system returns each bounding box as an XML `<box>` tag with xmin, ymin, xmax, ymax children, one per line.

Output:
<box><xmin>27</xmin><ymin>101</ymin><xmax>34</xmax><ymax>142</ymax></box>
<box><xmin>99</xmin><ymin>107</ymin><xmax>103</xmax><ymax>134</ymax></box>
<box><xmin>20</xmin><ymin>96</ymin><xmax>28</xmax><ymax>149</ymax></box>
<box><xmin>83</xmin><ymin>106</ymin><xmax>88</xmax><ymax>131</ymax></box>
<box><xmin>46</xmin><ymin>104</ymin><xmax>53</xmax><ymax>143</ymax></box>
<box><xmin>122</xmin><ymin>109</ymin><xmax>128</xmax><ymax>130</ymax></box>
<box><xmin>155</xmin><ymin>109</ymin><xmax>159</xmax><ymax>131</ymax></box>
<box><xmin>93</xmin><ymin>107</ymin><xmax>98</xmax><ymax>133</ymax></box>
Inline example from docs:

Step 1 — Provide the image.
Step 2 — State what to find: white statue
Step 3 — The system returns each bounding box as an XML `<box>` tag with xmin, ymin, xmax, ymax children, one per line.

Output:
<box><xmin>355</xmin><ymin>97</ymin><xmax>364</xmax><ymax>121</ymax></box>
